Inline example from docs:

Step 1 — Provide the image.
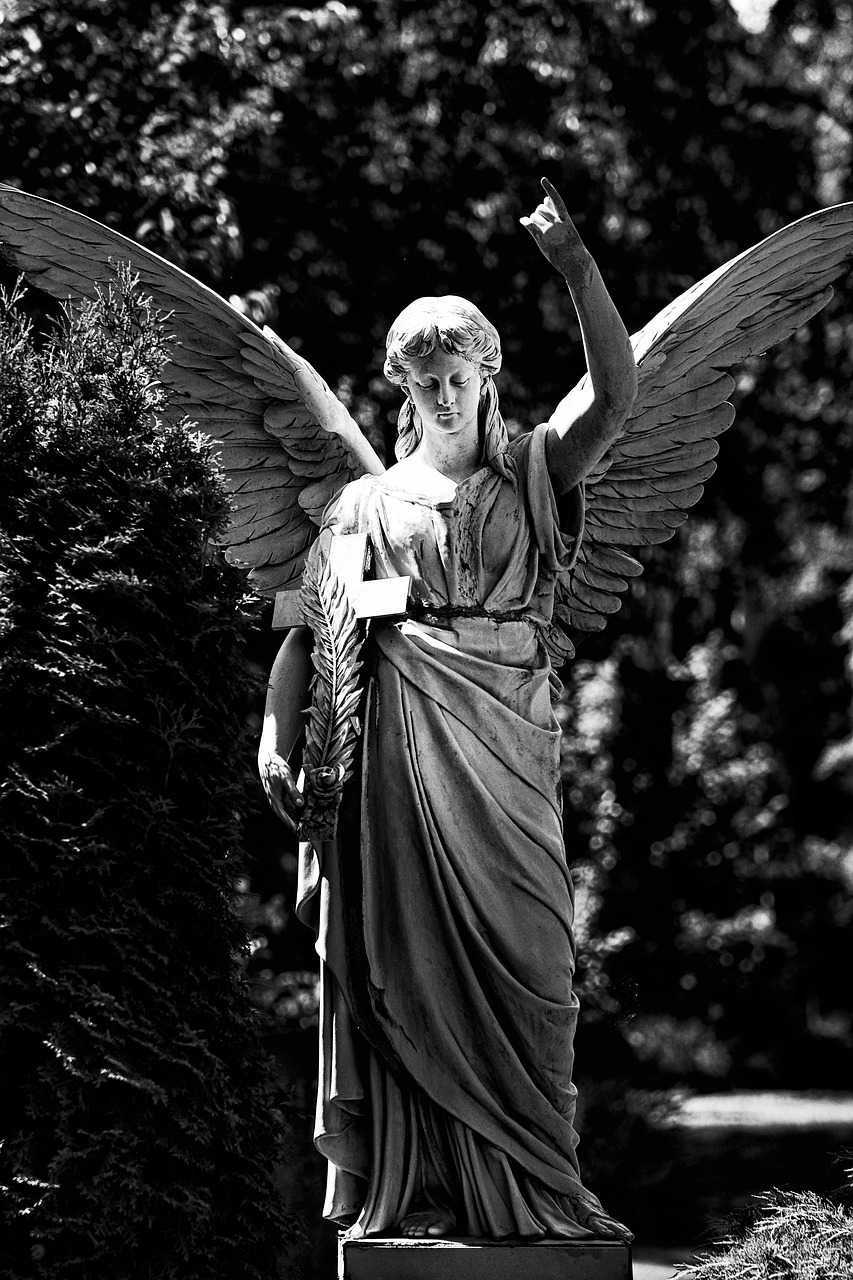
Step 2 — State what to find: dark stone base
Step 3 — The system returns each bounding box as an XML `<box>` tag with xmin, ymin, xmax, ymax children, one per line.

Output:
<box><xmin>339</xmin><ymin>1236</ymin><xmax>632</xmax><ymax>1279</ymax></box>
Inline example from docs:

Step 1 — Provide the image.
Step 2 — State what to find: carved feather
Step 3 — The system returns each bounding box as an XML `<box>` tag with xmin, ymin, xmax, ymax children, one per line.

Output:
<box><xmin>0</xmin><ymin>184</ymin><xmax>384</xmax><ymax>596</ymax></box>
<box><xmin>543</xmin><ymin>201</ymin><xmax>853</xmax><ymax>662</ymax></box>
<box><xmin>3</xmin><ymin>186</ymin><xmax>850</xmax><ymax>650</ymax></box>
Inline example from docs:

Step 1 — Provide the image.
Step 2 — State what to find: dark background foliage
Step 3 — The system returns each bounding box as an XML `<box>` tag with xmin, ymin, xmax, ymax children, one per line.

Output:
<box><xmin>0</xmin><ymin>276</ymin><xmax>290</xmax><ymax>1278</ymax></box>
<box><xmin>1</xmin><ymin>0</ymin><xmax>852</xmax><ymax>1272</ymax></box>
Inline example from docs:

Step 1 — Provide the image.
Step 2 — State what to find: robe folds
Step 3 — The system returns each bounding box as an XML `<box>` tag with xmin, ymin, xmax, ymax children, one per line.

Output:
<box><xmin>295</xmin><ymin>424</ymin><xmax>607</xmax><ymax>1238</ymax></box>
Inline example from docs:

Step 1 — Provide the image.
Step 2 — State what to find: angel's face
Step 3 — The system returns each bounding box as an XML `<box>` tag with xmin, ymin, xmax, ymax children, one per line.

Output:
<box><xmin>404</xmin><ymin>347</ymin><xmax>482</xmax><ymax>442</ymax></box>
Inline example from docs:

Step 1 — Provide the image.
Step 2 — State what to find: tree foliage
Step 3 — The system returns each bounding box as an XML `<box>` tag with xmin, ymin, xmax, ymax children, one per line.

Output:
<box><xmin>1</xmin><ymin>0</ymin><xmax>852</xmax><ymax>1105</ymax></box>
<box><xmin>0</xmin><ymin>274</ymin><xmax>289</xmax><ymax>1278</ymax></box>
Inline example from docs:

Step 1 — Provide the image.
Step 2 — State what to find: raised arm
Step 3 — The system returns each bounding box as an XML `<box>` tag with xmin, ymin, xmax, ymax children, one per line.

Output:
<box><xmin>258</xmin><ymin>625</ymin><xmax>313</xmax><ymax>828</ymax></box>
<box><xmin>521</xmin><ymin>178</ymin><xmax>637</xmax><ymax>492</ymax></box>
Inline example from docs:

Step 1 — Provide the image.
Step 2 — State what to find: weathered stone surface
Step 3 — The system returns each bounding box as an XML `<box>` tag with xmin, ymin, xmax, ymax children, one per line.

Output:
<box><xmin>339</xmin><ymin>1236</ymin><xmax>632</xmax><ymax>1280</ymax></box>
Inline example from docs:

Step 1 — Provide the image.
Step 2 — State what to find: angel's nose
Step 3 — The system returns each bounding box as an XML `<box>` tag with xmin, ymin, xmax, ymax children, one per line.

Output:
<box><xmin>436</xmin><ymin>383</ymin><xmax>453</xmax><ymax>406</ymax></box>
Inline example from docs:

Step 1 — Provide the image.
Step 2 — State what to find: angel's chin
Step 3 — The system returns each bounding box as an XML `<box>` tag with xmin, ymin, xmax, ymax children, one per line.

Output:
<box><xmin>429</xmin><ymin>413</ymin><xmax>470</xmax><ymax>431</ymax></box>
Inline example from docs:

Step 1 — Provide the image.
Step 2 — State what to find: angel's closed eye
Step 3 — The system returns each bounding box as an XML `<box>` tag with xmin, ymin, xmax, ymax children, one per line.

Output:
<box><xmin>413</xmin><ymin>377</ymin><xmax>469</xmax><ymax>389</ymax></box>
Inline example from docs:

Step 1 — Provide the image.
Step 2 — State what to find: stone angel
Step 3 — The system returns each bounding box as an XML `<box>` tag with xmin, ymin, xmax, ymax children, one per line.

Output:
<box><xmin>2</xmin><ymin>179</ymin><xmax>851</xmax><ymax>1244</ymax></box>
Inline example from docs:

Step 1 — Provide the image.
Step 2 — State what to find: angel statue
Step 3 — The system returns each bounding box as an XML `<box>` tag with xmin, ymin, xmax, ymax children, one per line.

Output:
<box><xmin>2</xmin><ymin>178</ymin><xmax>851</xmax><ymax>1247</ymax></box>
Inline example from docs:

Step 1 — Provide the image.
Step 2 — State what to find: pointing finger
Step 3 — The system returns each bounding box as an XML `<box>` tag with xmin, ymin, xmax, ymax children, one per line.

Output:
<box><xmin>540</xmin><ymin>177</ymin><xmax>570</xmax><ymax>221</ymax></box>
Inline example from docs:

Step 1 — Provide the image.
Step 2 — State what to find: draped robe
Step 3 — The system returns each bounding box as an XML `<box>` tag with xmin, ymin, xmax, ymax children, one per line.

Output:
<box><xmin>295</xmin><ymin>424</ymin><xmax>607</xmax><ymax>1238</ymax></box>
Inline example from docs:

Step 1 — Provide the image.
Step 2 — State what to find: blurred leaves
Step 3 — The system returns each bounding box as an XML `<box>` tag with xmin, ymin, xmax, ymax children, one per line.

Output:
<box><xmin>1</xmin><ymin>0</ymin><xmax>852</xmax><ymax>1098</ymax></box>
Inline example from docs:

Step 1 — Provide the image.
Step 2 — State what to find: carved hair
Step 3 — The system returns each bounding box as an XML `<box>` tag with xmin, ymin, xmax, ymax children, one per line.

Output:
<box><xmin>383</xmin><ymin>295</ymin><xmax>513</xmax><ymax>478</ymax></box>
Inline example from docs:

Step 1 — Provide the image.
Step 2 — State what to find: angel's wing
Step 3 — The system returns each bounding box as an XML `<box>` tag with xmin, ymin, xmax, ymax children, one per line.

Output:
<box><xmin>546</xmin><ymin>201</ymin><xmax>853</xmax><ymax>664</ymax></box>
<box><xmin>0</xmin><ymin>185</ymin><xmax>384</xmax><ymax>594</ymax></box>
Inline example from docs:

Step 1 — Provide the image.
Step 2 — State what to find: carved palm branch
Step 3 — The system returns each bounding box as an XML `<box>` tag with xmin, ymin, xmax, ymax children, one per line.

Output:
<box><xmin>298</xmin><ymin>551</ymin><xmax>364</xmax><ymax>840</ymax></box>
<box><xmin>0</xmin><ymin>184</ymin><xmax>384</xmax><ymax>595</ymax></box>
<box><xmin>544</xmin><ymin>202</ymin><xmax>853</xmax><ymax>663</ymax></box>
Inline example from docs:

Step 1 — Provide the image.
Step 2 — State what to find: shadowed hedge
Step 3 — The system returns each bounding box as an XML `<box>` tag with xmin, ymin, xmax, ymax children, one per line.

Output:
<box><xmin>0</xmin><ymin>274</ymin><xmax>290</xmax><ymax>1279</ymax></box>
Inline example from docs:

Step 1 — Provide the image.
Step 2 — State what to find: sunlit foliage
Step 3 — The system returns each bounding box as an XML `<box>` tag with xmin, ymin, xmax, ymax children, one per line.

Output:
<box><xmin>690</xmin><ymin>1185</ymin><xmax>853</xmax><ymax>1279</ymax></box>
<box><xmin>1</xmin><ymin>0</ymin><xmax>852</xmax><ymax>1131</ymax></box>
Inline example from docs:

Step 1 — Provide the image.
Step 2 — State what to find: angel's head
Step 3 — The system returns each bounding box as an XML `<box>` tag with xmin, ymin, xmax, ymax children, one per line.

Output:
<box><xmin>384</xmin><ymin>295</ymin><xmax>511</xmax><ymax>475</ymax></box>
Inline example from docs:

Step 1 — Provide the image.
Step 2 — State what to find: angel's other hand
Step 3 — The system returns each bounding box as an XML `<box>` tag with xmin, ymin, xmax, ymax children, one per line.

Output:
<box><xmin>259</xmin><ymin>750</ymin><xmax>305</xmax><ymax>829</ymax></box>
<box><xmin>520</xmin><ymin>177</ymin><xmax>590</xmax><ymax>287</ymax></box>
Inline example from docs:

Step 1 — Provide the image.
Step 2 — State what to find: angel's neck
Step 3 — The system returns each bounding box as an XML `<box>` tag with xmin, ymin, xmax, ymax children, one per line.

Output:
<box><xmin>414</xmin><ymin>432</ymin><xmax>482</xmax><ymax>485</ymax></box>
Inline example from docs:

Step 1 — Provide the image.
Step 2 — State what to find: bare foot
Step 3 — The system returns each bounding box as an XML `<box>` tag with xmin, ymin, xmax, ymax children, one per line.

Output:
<box><xmin>584</xmin><ymin>1210</ymin><xmax>633</xmax><ymax>1243</ymax></box>
<box><xmin>398</xmin><ymin>1207</ymin><xmax>456</xmax><ymax>1238</ymax></box>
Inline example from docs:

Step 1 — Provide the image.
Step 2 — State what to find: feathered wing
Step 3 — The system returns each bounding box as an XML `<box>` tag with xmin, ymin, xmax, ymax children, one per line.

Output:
<box><xmin>545</xmin><ymin>201</ymin><xmax>853</xmax><ymax>663</ymax></box>
<box><xmin>0</xmin><ymin>184</ymin><xmax>383</xmax><ymax>594</ymax></box>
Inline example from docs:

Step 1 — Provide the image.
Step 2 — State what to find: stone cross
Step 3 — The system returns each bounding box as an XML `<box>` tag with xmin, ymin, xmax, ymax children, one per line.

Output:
<box><xmin>272</xmin><ymin>532</ymin><xmax>410</xmax><ymax>630</ymax></box>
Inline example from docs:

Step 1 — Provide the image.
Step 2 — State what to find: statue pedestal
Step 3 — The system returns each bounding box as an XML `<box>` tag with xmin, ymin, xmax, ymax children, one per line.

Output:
<box><xmin>339</xmin><ymin>1236</ymin><xmax>632</xmax><ymax>1279</ymax></box>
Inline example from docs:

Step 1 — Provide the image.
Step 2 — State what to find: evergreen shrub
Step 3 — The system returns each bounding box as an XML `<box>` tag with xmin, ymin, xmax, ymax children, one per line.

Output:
<box><xmin>0</xmin><ymin>273</ymin><xmax>290</xmax><ymax>1278</ymax></box>
<box><xmin>690</xmin><ymin>1184</ymin><xmax>853</xmax><ymax>1279</ymax></box>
